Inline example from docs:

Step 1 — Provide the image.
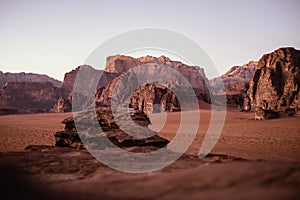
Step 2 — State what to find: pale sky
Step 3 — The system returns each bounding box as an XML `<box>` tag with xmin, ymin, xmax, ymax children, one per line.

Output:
<box><xmin>1</xmin><ymin>0</ymin><xmax>299</xmax><ymax>81</ymax></box>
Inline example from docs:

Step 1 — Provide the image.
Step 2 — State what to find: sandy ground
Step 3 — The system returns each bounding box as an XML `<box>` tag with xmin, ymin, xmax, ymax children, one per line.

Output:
<box><xmin>2</xmin><ymin>109</ymin><xmax>299</xmax><ymax>161</ymax></box>
<box><xmin>0</xmin><ymin>112</ymin><xmax>70</xmax><ymax>152</ymax></box>
<box><xmin>0</xmin><ymin>109</ymin><xmax>300</xmax><ymax>199</ymax></box>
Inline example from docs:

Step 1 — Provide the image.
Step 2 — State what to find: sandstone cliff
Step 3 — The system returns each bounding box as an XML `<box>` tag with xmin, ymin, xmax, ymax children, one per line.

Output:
<box><xmin>245</xmin><ymin>47</ymin><xmax>300</xmax><ymax>115</ymax></box>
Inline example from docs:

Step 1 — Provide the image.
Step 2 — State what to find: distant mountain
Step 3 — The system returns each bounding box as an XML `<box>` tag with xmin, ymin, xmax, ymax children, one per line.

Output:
<box><xmin>0</xmin><ymin>71</ymin><xmax>61</xmax><ymax>88</ymax></box>
<box><xmin>208</xmin><ymin>61</ymin><xmax>257</xmax><ymax>107</ymax></box>
<box><xmin>221</xmin><ymin>61</ymin><xmax>258</xmax><ymax>83</ymax></box>
<box><xmin>0</xmin><ymin>82</ymin><xmax>60</xmax><ymax>115</ymax></box>
<box><xmin>209</xmin><ymin>61</ymin><xmax>257</xmax><ymax>95</ymax></box>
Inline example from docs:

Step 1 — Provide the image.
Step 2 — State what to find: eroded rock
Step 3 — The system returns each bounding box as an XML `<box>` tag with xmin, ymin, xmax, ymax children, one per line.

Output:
<box><xmin>246</xmin><ymin>47</ymin><xmax>300</xmax><ymax>116</ymax></box>
<box><xmin>54</xmin><ymin>108</ymin><xmax>169</xmax><ymax>151</ymax></box>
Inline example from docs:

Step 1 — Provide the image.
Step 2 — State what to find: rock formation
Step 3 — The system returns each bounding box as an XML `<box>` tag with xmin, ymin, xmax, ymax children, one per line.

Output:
<box><xmin>0</xmin><ymin>55</ymin><xmax>210</xmax><ymax>115</ymax></box>
<box><xmin>0</xmin><ymin>71</ymin><xmax>61</xmax><ymax>88</ymax></box>
<box><xmin>96</xmin><ymin>55</ymin><xmax>210</xmax><ymax>114</ymax></box>
<box><xmin>245</xmin><ymin>47</ymin><xmax>300</xmax><ymax>116</ymax></box>
<box><xmin>55</xmin><ymin>108</ymin><xmax>169</xmax><ymax>151</ymax></box>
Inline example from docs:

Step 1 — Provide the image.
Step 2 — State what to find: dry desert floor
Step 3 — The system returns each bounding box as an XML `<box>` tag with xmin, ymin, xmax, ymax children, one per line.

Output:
<box><xmin>0</xmin><ymin>109</ymin><xmax>299</xmax><ymax>199</ymax></box>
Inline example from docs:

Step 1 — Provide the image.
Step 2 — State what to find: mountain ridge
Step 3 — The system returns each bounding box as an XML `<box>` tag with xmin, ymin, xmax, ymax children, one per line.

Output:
<box><xmin>1</xmin><ymin>47</ymin><xmax>299</xmax><ymax>117</ymax></box>
<box><xmin>0</xmin><ymin>71</ymin><xmax>61</xmax><ymax>88</ymax></box>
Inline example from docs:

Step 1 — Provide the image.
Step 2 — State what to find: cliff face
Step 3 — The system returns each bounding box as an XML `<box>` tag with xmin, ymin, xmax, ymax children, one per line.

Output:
<box><xmin>0</xmin><ymin>82</ymin><xmax>59</xmax><ymax>114</ymax></box>
<box><xmin>0</xmin><ymin>71</ymin><xmax>61</xmax><ymax>88</ymax></box>
<box><xmin>96</xmin><ymin>55</ymin><xmax>210</xmax><ymax>114</ymax></box>
<box><xmin>245</xmin><ymin>47</ymin><xmax>300</xmax><ymax>113</ymax></box>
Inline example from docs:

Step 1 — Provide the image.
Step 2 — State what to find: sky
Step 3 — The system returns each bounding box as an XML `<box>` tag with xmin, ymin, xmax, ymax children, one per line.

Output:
<box><xmin>1</xmin><ymin>0</ymin><xmax>300</xmax><ymax>81</ymax></box>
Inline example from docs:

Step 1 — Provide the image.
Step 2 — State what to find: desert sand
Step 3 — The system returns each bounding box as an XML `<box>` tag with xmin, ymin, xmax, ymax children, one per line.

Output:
<box><xmin>0</xmin><ymin>109</ymin><xmax>299</xmax><ymax>199</ymax></box>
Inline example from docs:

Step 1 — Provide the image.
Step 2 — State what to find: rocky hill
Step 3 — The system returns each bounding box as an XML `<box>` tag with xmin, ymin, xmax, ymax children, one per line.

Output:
<box><xmin>0</xmin><ymin>71</ymin><xmax>61</xmax><ymax>88</ymax></box>
<box><xmin>244</xmin><ymin>47</ymin><xmax>300</xmax><ymax>116</ymax></box>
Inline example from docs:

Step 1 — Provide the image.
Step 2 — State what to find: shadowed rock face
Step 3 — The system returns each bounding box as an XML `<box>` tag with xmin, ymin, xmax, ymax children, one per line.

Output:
<box><xmin>0</xmin><ymin>82</ymin><xmax>60</xmax><ymax>113</ymax></box>
<box><xmin>246</xmin><ymin>47</ymin><xmax>300</xmax><ymax>114</ymax></box>
<box><xmin>56</xmin><ymin>65</ymin><xmax>118</xmax><ymax>112</ymax></box>
<box><xmin>0</xmin><ymin>72</ymin><xmax>63</xmax><ymax>114</ymax></box>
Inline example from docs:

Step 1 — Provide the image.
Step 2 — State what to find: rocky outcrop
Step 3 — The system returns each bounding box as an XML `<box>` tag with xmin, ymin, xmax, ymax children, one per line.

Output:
<box><xmin>55</xmin><ymin>117</ymin><xmax>84</xmax><ymax>149</ymax></box>
<box><xmin>54</xmin><ymin>108</ymin><xmax>169</xmax><ymax>151</ymax></box>
<box><xmin>0</xmin><ymin>71</ymin><xmax>61</xmax><ymax>88</ymax></box>
<box><xmin>245</xmin><ymin>47</ymin><xmax>300</xmax><ymax>115</ymax></box>
<box><xmin>0</xmin><ymin>82</ymin><xmax>60</xmax><ymax>113</ymax></box>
